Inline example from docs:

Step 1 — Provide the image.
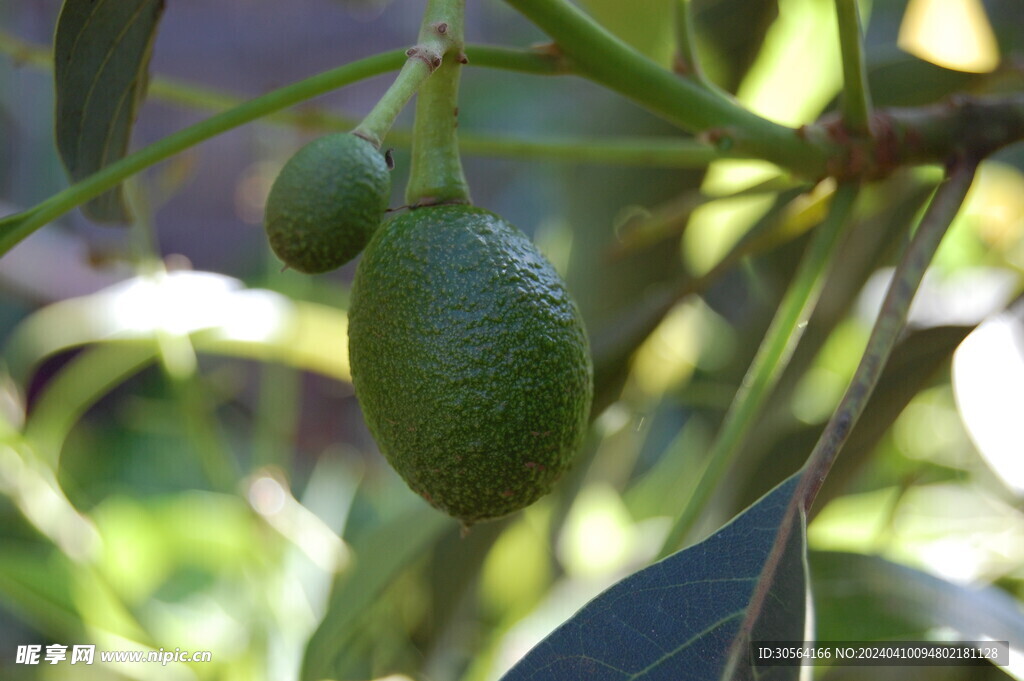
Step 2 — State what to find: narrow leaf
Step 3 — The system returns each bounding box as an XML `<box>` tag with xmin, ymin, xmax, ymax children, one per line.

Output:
<box><xmin>501</xmin><ymin>474</ymin><xmax>806</xmax><ymax>681</ymax></box>
<box><xmin>54</xmin><ymin>0</ymin><xmax>166</xmax><ymax>222</ymax></box>
<box><xmin>300</xmin><ymin>507</ymin><xmax>452</xmax><ymax>681</ymax></box>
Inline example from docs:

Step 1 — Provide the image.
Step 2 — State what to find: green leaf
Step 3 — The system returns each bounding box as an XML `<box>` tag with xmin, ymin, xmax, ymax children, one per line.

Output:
<box><xmin>866</xmin><ymin>53</ymin><xmax>980</xmax><ymax>108</ymax></box>
<box><xmin>811</xmin><ymin>550</ymin><xmax>1024</xmax><ymax>646</ymax></box>
<box><xmin>500</xmin><ymin>474</ymin><xmax>806</xmax><ymax>681</ymax></box>
<box><xmin>0</xmin><ymin>546</ymin><xmax>83</xmax><ymax>639</ymax></box>
<box><xmin>300</xmin><ymin>506</ymin><xmax>452</xmax><ymax>681</ymax></box>
<box><xmin>54</xmin><ymin>0</ymin><xmax>166</xmax><ymax>222</ymax></box>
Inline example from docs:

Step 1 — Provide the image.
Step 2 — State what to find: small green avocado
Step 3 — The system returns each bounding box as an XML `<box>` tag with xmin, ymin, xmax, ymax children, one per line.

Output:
<box><xmin>348</xmin><ymin>204</ymin><xmax>593</xmax><ymax>525</ymax></box>
<box><xmin>264</xmin><ymin>133</ymin><xmax>390</xmax><ymax>274</ymax></box>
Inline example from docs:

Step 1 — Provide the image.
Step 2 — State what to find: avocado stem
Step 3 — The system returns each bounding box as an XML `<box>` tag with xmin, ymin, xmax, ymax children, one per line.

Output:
<box><xmin>352</xmin><ymin>0</ymin><xmax>462</xmax><ymax>149</ymax></box>
<box><xmin>405</xmin><ymin>0</ymin><xmax>472</xmax><ymax>206</ymax></box>
<box><xmin>353</xmin><ymin>59</ymin><xmax>432</xmax><ymax>149</ymax></box>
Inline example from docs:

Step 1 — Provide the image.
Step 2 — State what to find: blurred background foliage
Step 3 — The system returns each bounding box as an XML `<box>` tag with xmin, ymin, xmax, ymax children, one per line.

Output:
<box><xmin>0</xmin><ymin>0</ymin><xmax>1023</xmax><ymax>679</ymax></box>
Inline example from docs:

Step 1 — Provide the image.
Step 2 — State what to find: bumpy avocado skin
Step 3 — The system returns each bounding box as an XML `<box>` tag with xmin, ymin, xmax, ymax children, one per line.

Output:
<box><xmin>264</xmin><ymin>133</ymin><xmax>390</xmax><ymax>274</ymax></box>
<box><xmin>348</xmin><ymin>205</ymin><xmax>593</xmax><ymax>523</ymax></box>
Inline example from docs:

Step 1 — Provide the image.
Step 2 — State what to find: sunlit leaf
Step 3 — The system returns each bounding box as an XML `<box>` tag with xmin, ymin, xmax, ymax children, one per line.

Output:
<box><xmin>0</xmin><ymin>440</ymin><xmax>102</xmax><ymax>561</ymax></box>
<box><xmin>576</xmin><ymin>0</ymin><xmax>674</xmax><ymax>65</ymax></box>
<box><xmin>500</xmin><ymin>474</ymin><xmax>805</xmax><ymax>681</ymax></box>
<box><xmin>6</xmin><ymin>272</ymin><xmax>351</xmax><ymax>469</ymax></box>
<box><xmin>953</xmin><ymin>311</ymin><xmax>1024</xmax><ymax>493</ymax></box>
<box><xmin>71</xmin><ymin>564</ymin><xmax>153</xmax><ymax>647</ymax></box>
<box><xmin>591</xmin><ymin>187</ymin><xmax>806</xmax><ymax>416</ymax></box>
<box><xmin>54</xmin><ymin>0</ymin><xmax>166</xmax><ymax>222</ymax></box>
<box><xmin>735</xmin><ymin>0</ymin><xmax>843</xmax><ymax>126</ymax></box>
<box><xmin>4</xmin><ymin>271</ymin><xmax>351</xmax><ymax>389</ymax></box>
<box><xmin>898</xmin><ymin>0</ymin><xmax>1000</xmax><ymax>74</ymax></box>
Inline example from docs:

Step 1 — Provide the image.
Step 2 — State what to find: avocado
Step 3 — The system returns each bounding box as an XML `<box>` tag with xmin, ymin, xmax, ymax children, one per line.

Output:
<box><xmin>264</xmin><ymin>133</ymin><xmax>390</xmax><ymax>274</ymax></box>
<box><xmin>348</xmin><ymin>205</ymin><xmax>592</xmax><ymax>524</ymax></box>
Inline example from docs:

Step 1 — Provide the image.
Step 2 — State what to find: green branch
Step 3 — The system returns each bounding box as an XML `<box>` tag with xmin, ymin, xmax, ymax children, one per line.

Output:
<box><xmin>0</xmin><ymin>29</ymin><xmax>564</xmax><ymax>78</ymax></box>
<box><xmin>658</xmin><ymin>182</ymin><xmax>859</xmax><ymax>557</ymax></box>
<box><xmin>809</xmin><ymin>93</ymin><xmax>1024</xmax><ymax>177</ymax></box>
<box><xmin>0</xmin><ymin>30</ymin><xmax>552</xmax><ymax>256</ymax></box>
<box><xmin>0</xmin><ymin>48</ymin><xmax>405</xmax><ymax>257</ymax></box>
<box><xmin>796</xmin><ymin>158</ymin><xmax>977</xmax><ymax>510</ymax></box>
<box><xmin>503</xmin><ymin>0</ymin><xmax>832</xmax><ymax>175</ymax></box>
<box><xmin>0</xmin><ymin>29</ymin><xmax>720</xmax><ymax>168</ymax></box>
<box><xmin>834</xmin><ymin>0</ymin><xmax>873</xmax><ymax>134</ymax></box>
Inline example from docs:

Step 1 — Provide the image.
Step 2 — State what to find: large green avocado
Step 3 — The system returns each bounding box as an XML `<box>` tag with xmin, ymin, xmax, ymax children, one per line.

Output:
<box><xmin>264</xmin><ymin>133</ymin><xmax>390</xmax><ymax>274</ymax></box>
<box><xmin>348</xmin><ymin>205</ymin><xmax>593</xmax><ymax>524</ymax></box>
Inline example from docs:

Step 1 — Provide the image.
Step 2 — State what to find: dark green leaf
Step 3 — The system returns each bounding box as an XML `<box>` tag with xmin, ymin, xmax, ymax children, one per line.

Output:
<box><xmin>54</xmin><ymin>0</ymin><xmax>166</xmax><ymax>222</ymax></box>
<box><xmin>694</xmin><ymin>0</ymin><xmax>778</xmax><ymax>93</ymax></box>
<box><xmin>866</xmin><ymin>52</ymin><xmax>981</xmax><ymax>108</ymax></box>
<box><xmin>501</xmin><ymin>474</ymin><xmax>806</xmax><ymax>681</ymax></box>
<box><xmin>811</xmin><ymin>550</ymin><xmax>1024</xmax><ymax>645</ymax></box>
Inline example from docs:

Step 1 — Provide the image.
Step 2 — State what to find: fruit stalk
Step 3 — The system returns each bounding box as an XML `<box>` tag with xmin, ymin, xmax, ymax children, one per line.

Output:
<box><xmin>351</xmin><ymin>59</ymin><xmax>433</xmax><ymax>149</ymax></box>
<box><xmin>352</xmin><ymin>0</ymin><xmax>462</xmax><ymax>149</ymax></box>
<box><xmin>405</xmin><ymin>0</ymin><xmax>471</xmax><ymax>206</ymax></box>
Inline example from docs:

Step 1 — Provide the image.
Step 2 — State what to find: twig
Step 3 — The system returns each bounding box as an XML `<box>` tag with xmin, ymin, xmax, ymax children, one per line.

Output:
<box><xmin>658</xmin><ymin>182</ymin><xmax>859</xmax><ymax>557</ymax></box>
<box><xmin>796</xmin><ymin>156</ymin><xmax>978</xmax><ymax>509</ymax></box>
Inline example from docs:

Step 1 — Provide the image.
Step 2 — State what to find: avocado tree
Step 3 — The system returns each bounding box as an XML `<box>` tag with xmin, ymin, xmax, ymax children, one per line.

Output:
<box><xmin>0</xmin><ymin>0</ymin><xmax>1022</xmax><ymax>679</ymax></box>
